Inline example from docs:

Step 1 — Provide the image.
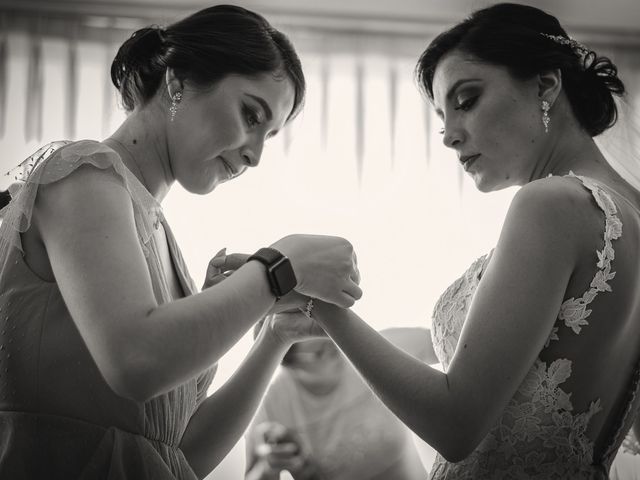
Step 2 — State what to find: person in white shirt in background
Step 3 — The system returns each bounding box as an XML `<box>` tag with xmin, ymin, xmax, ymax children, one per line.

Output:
<box><xmin>245</xmin><ymin>324</ymin><xmax>437</xmax><ymax>480</ymax></box>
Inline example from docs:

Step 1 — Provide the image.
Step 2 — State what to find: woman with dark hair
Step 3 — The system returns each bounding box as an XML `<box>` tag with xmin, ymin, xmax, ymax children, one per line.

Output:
<box><xmin>0</xmin><ymin>5</ymin><xmax>361</xmax><ymax>480</ymax></box>
<box><xmin>276</xmin><ymin>3</ymin><xmax>640</xmax><ymax>478</ymax></box>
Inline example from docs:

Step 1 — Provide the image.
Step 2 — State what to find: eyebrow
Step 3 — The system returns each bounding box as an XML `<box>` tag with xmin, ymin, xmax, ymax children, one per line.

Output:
<box><xmin>245</xmin><ymin>93</ymin><xmax>273</xmax><ymax>122</ymax></box>
<box><xmin>434</xmin><ymin>78</ymin><xmax>482</xmax><ymax>117</ymax></box>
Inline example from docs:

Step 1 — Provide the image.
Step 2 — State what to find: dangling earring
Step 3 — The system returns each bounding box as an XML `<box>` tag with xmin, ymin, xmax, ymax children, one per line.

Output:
<box><xmin>169</xmin><ymin>91</ymin><xmax>183</xmax><ymax>122</ymax></box>
<box><xmin>541</xmin><ymin>100</ymin><xmax>551</xmax><ymax>133</ymax></box>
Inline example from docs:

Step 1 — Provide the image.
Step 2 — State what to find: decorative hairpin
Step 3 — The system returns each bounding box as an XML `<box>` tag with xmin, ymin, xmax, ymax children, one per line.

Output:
<box><xmin>540</xmin><ymin>33</ymin><xmax>590</xmax><ymax>58</ymax></box>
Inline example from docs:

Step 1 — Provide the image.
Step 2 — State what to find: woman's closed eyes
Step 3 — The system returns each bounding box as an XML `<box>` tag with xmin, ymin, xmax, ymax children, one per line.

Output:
<box><xmin>242</xmin><ymin>103</ymin><xmax>263</xmax><ymax>128</ymax></box>
<box><xmin>454</xmin><ymin>94</ymin><xmax>478</xmax><ymax>112</ymax></box>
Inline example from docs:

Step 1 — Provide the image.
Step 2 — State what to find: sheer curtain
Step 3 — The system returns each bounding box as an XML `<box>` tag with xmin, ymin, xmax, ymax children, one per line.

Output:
<box><xmin>0</xmin><ymin>10</ymin><xmax>638</xmax><ymax>478</ymax></box>
<box><xmin>0</xmin><ymin>13</ymin><xmax>518</xmax><ymax>334</ymax></box>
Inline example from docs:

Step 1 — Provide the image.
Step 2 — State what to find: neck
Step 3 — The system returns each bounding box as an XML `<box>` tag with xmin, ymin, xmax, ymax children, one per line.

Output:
<box><xmin>105</xmin><ymin>105</ymin><xmax>174</xmax><ymax>202</ymax></box>
<box><xmin>527</xmin><ymin>111</ymin><xmax>608</xmax><ymax>183</ymax></box>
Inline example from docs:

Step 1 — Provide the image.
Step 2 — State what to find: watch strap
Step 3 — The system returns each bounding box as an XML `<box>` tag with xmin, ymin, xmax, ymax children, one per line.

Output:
<box><xmin>248</xmin><ymin>247</ymin><xmax>296</xmax><ymax>299</ymax></box>
<box><xmin>248</xmin><ymin>247</ymin><xmax>285</xmax><ymax>266</ymax></box>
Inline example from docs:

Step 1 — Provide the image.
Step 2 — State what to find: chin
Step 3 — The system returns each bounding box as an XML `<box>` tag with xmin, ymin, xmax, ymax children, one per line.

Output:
<box><xmin>471</xmin><ymin>173</ymin><xmax>494</xmax><ymax>193</ymax></box>
<box><xmin>187</xmin><ymin>186</ymin><xmax>215</xmax><ymax>195</ymax></box>
<box><xmin>472</xmin><ymin>173</ymin><xmax>513</xmax><ymax>193</ymax></box>
<box><xmin>182</xmin><ymin>177</ymin><xmax>220</xmax><ymax>195</ymax></box>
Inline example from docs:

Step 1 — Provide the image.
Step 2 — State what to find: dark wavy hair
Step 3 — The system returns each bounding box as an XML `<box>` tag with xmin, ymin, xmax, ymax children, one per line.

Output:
<box><xmin>415</xmin><ymin>3</ymin><xmax>625</xmax><ymax>137</ymax></box>
<box><xmin>111</xmin><ymin>4</ymin><xmax>305</xmax><ymax>120</ymax></box>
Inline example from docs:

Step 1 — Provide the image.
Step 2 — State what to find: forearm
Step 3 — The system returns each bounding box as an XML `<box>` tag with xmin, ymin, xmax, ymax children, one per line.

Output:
<box><xmin>381</xmin><ymin>327</ymin><xmax>438</xmax><ymax>364</ymax></box>
<box><xmin>314</xmin><ymin>302</ymin><xmax>467</xmax><ymax>460</ymax></box>
<box><xmin>122</xmin><ymin>261</ymin><xmax>275</xmax><ymax>401</ymax></box>
<box><xmin>180</xmin><ymin>325</ymin><xmax>288</xmax><ymax>478</ymax></box>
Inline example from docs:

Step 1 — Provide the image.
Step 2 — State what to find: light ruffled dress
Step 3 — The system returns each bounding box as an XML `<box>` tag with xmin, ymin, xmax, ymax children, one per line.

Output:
<box><xmin>0</xmin><ymin>140</ymin><xmax>216</xmax><ymax>479</ymax></box>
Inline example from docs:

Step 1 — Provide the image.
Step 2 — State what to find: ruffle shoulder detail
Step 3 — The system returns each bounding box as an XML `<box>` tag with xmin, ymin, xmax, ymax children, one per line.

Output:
<box><xmin>0</xmin><ymin>140</ymin><xmax>163</xmax><ymax>256</ymax></box>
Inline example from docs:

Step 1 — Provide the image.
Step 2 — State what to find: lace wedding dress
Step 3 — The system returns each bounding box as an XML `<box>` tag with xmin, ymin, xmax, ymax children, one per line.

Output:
<box><xmin>428</xmin><ymin>174</ymin><xmax>640</xmax><ymax>479</ymax></box>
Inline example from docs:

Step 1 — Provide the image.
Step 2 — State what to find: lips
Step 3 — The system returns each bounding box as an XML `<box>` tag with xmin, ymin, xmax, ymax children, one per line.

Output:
<box><xmin>220</xmin><ymin>158</ymin><xmax>238</xmax><ymax>178</ymax></box>
<box><xmin>460</xmin><ymin>154</ymin><xmax>481</xmax><ymax>171</ymax></box>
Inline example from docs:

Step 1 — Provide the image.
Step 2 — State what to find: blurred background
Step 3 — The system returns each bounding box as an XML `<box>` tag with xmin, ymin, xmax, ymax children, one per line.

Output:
<box><xmin>0</xmin><ymin>0</ymin><xmax>638</xmax><ymax>477</ymax></box>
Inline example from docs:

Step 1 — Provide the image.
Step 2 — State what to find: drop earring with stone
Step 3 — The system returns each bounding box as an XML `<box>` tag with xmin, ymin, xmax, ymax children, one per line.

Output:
<box><xmin>169</xmin><ymin>91</ymin><xmax>183</xmax><ymax>122</ymax></box>
<box><xmin>541</xmin><ymin>100</ymin><xmax>551</xmax><ymax>133</ymax></box>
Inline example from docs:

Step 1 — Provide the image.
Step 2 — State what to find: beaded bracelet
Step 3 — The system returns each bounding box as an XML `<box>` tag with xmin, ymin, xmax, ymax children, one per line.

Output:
<box><xmin>301</xmin><ymin>299</ymin><xmax>315</xmax><ymax>318</ymax></box>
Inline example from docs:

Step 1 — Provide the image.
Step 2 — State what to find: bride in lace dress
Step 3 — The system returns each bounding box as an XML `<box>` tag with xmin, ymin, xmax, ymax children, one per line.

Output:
<box><xmin>280</xmin><ymin>3</ymin><xmax>640</xmax><ymax>479</ymax></box>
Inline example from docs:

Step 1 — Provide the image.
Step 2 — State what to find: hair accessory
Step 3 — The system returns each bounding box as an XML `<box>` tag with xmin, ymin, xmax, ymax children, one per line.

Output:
<box><xmin>301</xmin><ymin>298</ymin><xmax>315</xmax><ymax>319</ymax></box>
<box><xmin>541</xmin><ymin>100</ymin><xmax>551</xmax><ymax>133</ymax></box>
<box><xmin>540</xmin><ymin>33</ymin><xmax>589</xmax><ymax>58</ymax></box>
<box><xmin>156</xmin><ymin>27</ymin><xmax>167</xmax><ymax>44</ymax></box>
<box><xmin>169</xmin><ymin>91</ymin><xmax>182</xmax><ymax>122</ymax></box>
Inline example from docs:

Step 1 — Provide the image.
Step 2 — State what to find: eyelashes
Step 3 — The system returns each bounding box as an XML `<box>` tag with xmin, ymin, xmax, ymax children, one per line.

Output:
<box><xmin>438</xmin><ymin>95</ymin><xmax>479</xmax><ymax>135</ymax></box>
<box><xmin>242</xmin><ymin>104</ymin><xmax>262</xmax><ymax>128</ymax></box>
<box><xmin>454</xmin><ymin>95</ymin><xmax>478</xmax><ymax>111</ymax></box>
<box><xmin>241</xmin><ymin>103</ymin><xmax>281</xmax><ymax>142</ymax></box>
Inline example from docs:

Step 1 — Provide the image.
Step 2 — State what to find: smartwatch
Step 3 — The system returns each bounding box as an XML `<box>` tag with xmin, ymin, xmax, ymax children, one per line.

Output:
<box><xmin>247</xmin><ymin>247</ymin><xmax>297</xmax><ymax>300</ymax></box>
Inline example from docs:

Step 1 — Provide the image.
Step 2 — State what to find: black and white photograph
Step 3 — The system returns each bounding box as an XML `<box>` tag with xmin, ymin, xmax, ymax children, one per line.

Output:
<box><xmin>0</xmin><ymin>0</ymin><xmax>639</xmax><ymax>478</ymax></box>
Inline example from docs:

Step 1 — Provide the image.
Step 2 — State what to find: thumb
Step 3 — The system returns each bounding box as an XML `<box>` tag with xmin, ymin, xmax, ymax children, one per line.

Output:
<box><xmin>209</xmin><ymin>248</ymin><xmax>227</xmax><ymax>269</ymax></box>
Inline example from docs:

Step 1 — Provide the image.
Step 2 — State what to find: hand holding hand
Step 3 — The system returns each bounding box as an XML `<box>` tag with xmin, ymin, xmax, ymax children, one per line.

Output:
<box><xmin>271</xmin><ymin>234</ymin><xmax>362</xmax><ymax>308</ymax></box>
<box><xmin>258</xmin><ymin>312</ymin><xmax>326</xmax><ymax>347</ymax></box>
<box><xmin>269</xmin><ymin>290</ymin><xmax>309</xmax><ymax>315</ymax></box>
<box><xmin>203</xmin><ymin>238</ymin><xmax>363</xmax><ymax>311</ymax></box>
<box><xmin>203</xmin><ymin>250</ymin><xmax>310</xmax><ymax>314</ymax></box>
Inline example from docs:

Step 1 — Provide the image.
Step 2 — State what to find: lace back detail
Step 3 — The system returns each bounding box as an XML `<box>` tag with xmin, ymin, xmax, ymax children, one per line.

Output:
<box><xmin>428</xmin><ymin>173</ymin><xmax>629</xmax><ymax>479</ymax></box>
<box><xmin>545</xmin><ymin>173</ymin><xmax>622</xmax><ymax>347</ymax></box>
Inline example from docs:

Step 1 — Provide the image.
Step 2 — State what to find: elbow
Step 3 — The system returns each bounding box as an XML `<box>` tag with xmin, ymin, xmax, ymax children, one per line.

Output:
<box><xmin>107</xmin><ymin>376</ymin><xmax>156</xmax><ymax>404</ymax></box>
<box><xmin>422</xmin><ymin>413</ymin><xmax>485</xmax><ymax>464</ymax></box>
<box><xmin>439</xmin><ymin>443</ymin><xmax>477</xmax><ymax>464</ymax></box>
<box><xmin>436</xmin><ymin>433</ymin><xmax>482</xmax><ymax>463</ymax></box>
<box><xmin>412</xmin><ymin>377</ymin><xmax>492</xmax><ymax>463</ymax></box>
<box><xmin>98</xmin><ymin>346</ymin><xmax>160</xmax><ymax>403</ymax></box>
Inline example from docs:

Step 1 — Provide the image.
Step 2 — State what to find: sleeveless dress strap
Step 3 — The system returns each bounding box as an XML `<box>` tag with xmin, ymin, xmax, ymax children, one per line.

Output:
<box><xmin>554</xmin><ymin>173</ymin><xmax>622</xmax><ymax>335</ymax></box>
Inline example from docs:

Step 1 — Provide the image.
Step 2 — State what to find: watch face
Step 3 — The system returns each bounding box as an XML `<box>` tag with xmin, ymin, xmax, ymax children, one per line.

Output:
<box><xmin>271</xmin><ymin>257</ymin><xmax>297</xmax><ymax>296</ymax></box>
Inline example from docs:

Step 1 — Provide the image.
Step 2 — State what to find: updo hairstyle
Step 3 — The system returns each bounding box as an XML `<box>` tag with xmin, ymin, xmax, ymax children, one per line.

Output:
<box><xmin>415</xmin><ymin>3</ymin><xmax>625</xmax><ymax>137</ymax></box>
<box><xmin>110</xmin><ymin>4</ymin><xmax>305</xmax><ymax>120</ymax></box>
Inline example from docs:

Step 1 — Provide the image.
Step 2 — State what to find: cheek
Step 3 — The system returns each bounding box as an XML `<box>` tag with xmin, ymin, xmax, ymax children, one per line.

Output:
<box><xmin>187</xmin><ymin>104</ymin><xmax>242</xmax><ymax>154</ymax></box>
<box><xmin>181</xmin><ymin>123</ymin><xmax>236</xmax><ymax>164</ymax></box>
<box><xmin>476</xmin><ymin>97</ymin><xmax>537</xmax><ymax>154</ymax></box>
<box><xmin>204</xmin><ymin>103</ymin><xmax>246</xmax><ymax>150</ymax></box>
<box><xmin>216</xmin><ymin>122</ymin><xmax>244</xmax><ymax>150</ymax></box>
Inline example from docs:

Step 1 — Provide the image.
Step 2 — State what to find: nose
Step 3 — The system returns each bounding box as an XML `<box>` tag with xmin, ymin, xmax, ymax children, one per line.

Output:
<box><xmin>442</xmin><ymin>122</ymin><xmax>464</xmax><ymax>149</ymax></box>
<box><xmin>240</xmin><ymin>138</ymin><xmax>264</xmax><ymax>168</ymax></box>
